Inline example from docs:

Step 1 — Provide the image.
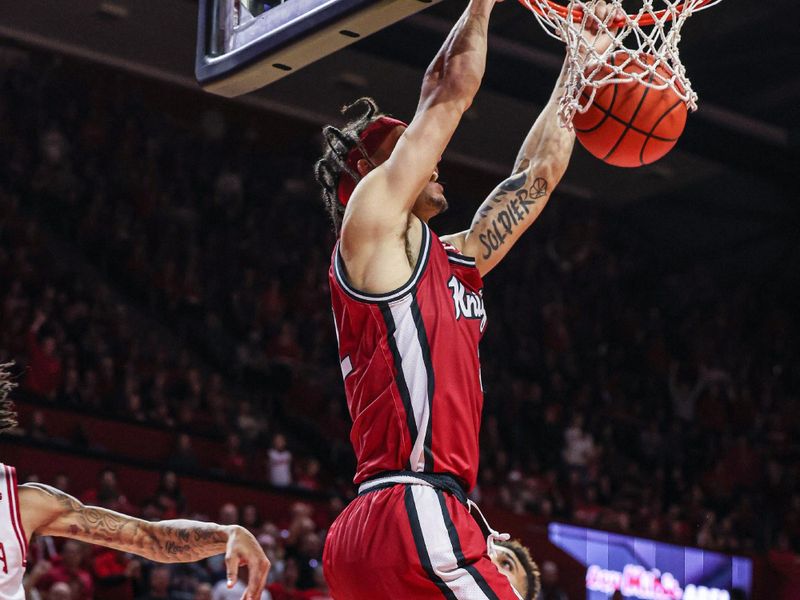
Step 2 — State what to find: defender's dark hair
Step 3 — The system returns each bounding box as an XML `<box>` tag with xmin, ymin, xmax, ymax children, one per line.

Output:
<box><xmin>0</xmin><ymin>363</ymin><xmax>19</xmax><ymax>433</ymax></box>
<box><xmin>313</xmin><ymin>97</ymin><xmax>384</xmax><ymax>233</ymax></box>
<box><xmin>496</xmin><ymin>539</ymin><xmax>541</xmax><ymax>600</ymax></box>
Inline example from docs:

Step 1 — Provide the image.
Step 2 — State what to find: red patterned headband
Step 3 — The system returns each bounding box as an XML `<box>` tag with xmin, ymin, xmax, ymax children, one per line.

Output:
<box><xmin>336</xmin><ymin>116</ymin><xmax>408</xmax><ymax>206</ymax></box>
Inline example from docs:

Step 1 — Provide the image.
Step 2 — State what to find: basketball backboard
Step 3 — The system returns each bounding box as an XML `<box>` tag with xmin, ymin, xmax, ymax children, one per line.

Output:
<box><xmin>196</xmin><ymin>0</ymin><xmax>442</xmax><ymax>98</ymax></box>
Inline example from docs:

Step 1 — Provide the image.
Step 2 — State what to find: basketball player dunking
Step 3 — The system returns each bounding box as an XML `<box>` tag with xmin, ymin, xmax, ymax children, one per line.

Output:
<box><xmin>0</xmin><ymin>364</ymin><xmax>269</xmax><ymax>600</ymax></box>
<box><xmin>314</xmin><ymin>0</ymin><xmax>619</xmax><ymax>597</ymax></box>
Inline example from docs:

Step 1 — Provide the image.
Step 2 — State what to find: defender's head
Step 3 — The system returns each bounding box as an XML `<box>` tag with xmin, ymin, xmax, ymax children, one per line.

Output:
<box><xmin>491</xmin><ymin>539</ymin><xmax>541</xmax><ymax>600</ymax></box>
<box><xmin>314</xmin><ymin>97</ymin><xmax>446</xmax><ymax>234</ymax></box>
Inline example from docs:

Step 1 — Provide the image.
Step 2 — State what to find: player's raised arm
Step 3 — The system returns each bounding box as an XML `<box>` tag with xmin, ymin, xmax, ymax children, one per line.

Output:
<box><xmin>444</xmin><ymin>62</ymin><xmax>574</xmax><ymax>276</ymax></box>
<box><xmin>339</xmin><ymin>0</ymin><xmax>500</xmax><ymax>281</ymax></box>
<box><xmin>20</xmin><ymin>483</ymin><xmax>269</xmax><ymax>600</ymax></box>
<box><xmin>374</xmin><ymin>0</ymin><xmax>498</xmax><ymax>209</ymax></box>
<box><xmin>444</xmin><ymin>0</ymin><xmax>620</xmax><ymax>276</ymax></box>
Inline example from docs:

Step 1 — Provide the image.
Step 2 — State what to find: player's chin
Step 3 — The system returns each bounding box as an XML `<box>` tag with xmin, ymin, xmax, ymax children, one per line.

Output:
<box><xmin>430</xmin><ymin>194</ymin><xmax>448</xmax><ymax>215</ymax></box>
<box><xmin>415</xmin><ymin>186</ymin><xmax>447</xmax><ymax>219</ymax></box>
<box><xmin>425</xmin><ymin>190</ymin><xmax>448</xmax><ymax>216</ymax></box>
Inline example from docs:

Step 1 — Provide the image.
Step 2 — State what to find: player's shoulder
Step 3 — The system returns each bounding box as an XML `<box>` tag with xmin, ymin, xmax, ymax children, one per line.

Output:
<box><xmin>332</xmin><ymin>216</ymin><xmax>435</xmax><ymax>305</ymax></box>
<box><xmin>438</xmin><ymin>231</ymin><xmax>475</xmax><ymax>259</ymax></box>
<box><xmin>438</xmin><ymin>236</ymin><xmax>478</xmax><ymax>271</ymax></box>
<box><xmin>18</xmin><ymin>483</ymin><xmax>54</xmax><ymax>514</ymax></box>
<box><xmin>438</xmin><ymin>231</ymin><xmax>466</xmax><ymax>252</ymax></box>
<box><xmin>19</xmin><ymin>483</ymin><xmax>77</xmax><ymax>531</ymax></box>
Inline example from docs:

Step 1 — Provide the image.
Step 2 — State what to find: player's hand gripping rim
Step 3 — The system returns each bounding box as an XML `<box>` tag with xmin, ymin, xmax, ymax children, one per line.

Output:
<box><xmin>225</xmin><ymin>525</ymin><xmax>271</xmax><ymax>600</ymax></box>
<box><xmin>576</xmin><ymin>0</ymin><xmax>626</xmax><ymax>60</ymax></box>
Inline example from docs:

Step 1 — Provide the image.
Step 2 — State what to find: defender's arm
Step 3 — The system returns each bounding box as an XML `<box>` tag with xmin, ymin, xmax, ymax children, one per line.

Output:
<box><xmin>20</xmin><ymin>484</ymin><xmax>269</xmax><ymax>599</ymax></box>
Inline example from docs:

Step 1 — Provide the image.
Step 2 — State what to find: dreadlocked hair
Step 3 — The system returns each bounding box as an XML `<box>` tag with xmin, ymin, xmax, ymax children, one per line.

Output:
<box><xmin>496</xmin><ymin>539</ymin><xmax>541</xmax><ymax>600</ymax></box>
<box><xmin>313</xmin><ymin>97</ymin><xmax>384</xmax><ymax>233</ymax></box>
<box><xmin>0</xmin><ymin>363</ymin><xmax>18</xmax><ymax>433</ymax></box>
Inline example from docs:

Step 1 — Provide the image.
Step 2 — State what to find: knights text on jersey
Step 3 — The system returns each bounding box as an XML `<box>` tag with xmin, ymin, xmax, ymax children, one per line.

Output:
<box><xmin>0</xmin><ymin>464</ymin><xmax>27</xmax><ymax>600</ymax></box>
<box><xmin>329</xmin><ymin>223</ymin><xmax>487</xmax><ymax>491</ymax></box>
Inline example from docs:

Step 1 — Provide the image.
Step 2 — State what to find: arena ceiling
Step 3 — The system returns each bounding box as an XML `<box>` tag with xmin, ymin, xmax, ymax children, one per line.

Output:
<box><xmin>2</xmin><ymin>0</ymin><xmax>798</xmax><ymax>283</ymax></box>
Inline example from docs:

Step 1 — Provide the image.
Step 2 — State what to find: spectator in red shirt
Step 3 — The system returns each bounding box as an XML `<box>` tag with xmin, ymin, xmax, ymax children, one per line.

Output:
<box><xmin>221</xmin><ymin>433</ymin><xmax>247</xmax><ymax>478</ymax></box>
<box><xmin>267</xmin><ymin>558</ymin><xmax>301</xmax><ymax>600</ymax></box>
<box><xmin>25</xmin><ymin>311</ymin><xmax>62</xmax><ymax>399</ymax></box>
<box><xmin>768</xmin><ymin>534</ymin><xmax>800</xmax><ymax>600</ymax></box>
<box><xmin>36</xmin><ymin>540</ymin><xmax>95</xmax><ymax>600</ymax></box>
<box><xmin>295</xmin><ymin>459</ymin><xmax>321</xmax><ymax>492</ymax></box>
<box><xmin>91</xmin><ymin>547</ymin><xmax>140</xmax><ymax>600</ymax></box>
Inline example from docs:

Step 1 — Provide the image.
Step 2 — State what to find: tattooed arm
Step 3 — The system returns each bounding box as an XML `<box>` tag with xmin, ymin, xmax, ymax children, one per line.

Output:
<box><xmin>441</xmin><ymin>61</ymin><xmax>574</xmax><ymax>276</ymax></box>
<box><xmin>441</xmin><ymin>1</ymin><xmax>622</xmax><ymax>276</ymax></box>
<box><xmin>19</xmin><ymin>483</ymin><xmax>269</xmax><ymax>599</ymax></box>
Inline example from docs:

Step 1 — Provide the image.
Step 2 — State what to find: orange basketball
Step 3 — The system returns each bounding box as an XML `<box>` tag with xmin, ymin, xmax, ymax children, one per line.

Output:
<box><xmin>572</xmin><ymin>52</ymin><xmax>687</xmax><ymax>168</ymax></box>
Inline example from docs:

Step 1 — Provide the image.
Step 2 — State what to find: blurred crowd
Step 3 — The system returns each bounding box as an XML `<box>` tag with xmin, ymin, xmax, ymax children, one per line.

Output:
<box><xmin>1</xmin><ymin>39</ymin><xmax>799</xmax><ymax>574</ymax></box>
<box><xmin>0</xmin><ymin>196</ymin><xmax>324</xmax><ymax>492</ymax></box>
<box><xmin>20</xmin><ymin>469</ymin><xmax>333</xmax><ymax>600</ymax></box>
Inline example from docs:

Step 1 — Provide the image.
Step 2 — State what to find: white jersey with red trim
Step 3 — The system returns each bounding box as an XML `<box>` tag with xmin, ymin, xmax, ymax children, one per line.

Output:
<box><xmin>329</xmin><ymin>223</ymin><xmax>487</xmax><ymax>491</ymax></box>
<box><xmin>0</xmin><ymin>464</ymin><xmax>26</xmax><ymax>600</ymax></box>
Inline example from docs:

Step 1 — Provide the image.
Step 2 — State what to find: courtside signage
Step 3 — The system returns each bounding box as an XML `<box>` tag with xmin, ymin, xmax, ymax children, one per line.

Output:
<box><xmin>548</xmin><ymin>523</ymin><xmax>752</xmax><ymax>600</ymax></box>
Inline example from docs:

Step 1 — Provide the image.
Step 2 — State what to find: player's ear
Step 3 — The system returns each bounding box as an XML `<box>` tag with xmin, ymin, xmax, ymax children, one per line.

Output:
<box><xmin>356</xmin><ymin>158</ymin><xmax>373</xmax><ymax>177</ymax></box>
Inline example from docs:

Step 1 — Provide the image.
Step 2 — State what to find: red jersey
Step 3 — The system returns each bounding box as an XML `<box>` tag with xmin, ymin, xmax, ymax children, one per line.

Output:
<box><xmin>329</xmin><ymin>223</ymin><xmax>487</xmax><ymax>490</ymax></box>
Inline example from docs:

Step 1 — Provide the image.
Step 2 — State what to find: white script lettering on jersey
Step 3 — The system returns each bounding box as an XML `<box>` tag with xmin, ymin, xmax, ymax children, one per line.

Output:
<box><xmin>447</xmin><ymin>276</ymin><xmax>487</xmax><ymax>332</ymax></box>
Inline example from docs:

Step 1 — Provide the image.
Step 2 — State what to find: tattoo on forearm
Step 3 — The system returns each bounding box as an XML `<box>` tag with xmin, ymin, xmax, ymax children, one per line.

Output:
<box><xmin>473</xmin><ymin>169</ymin><xmax>549</xmax><ymax>260</ymax></box>
<box><xmin>31</xmin><ymin>484</ymin><xmax>227</xmax><ymax>562</ymax></box>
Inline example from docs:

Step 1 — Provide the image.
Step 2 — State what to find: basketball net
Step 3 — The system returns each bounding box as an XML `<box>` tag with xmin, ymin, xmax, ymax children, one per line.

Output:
<box><xmin>519</xmin><ymin>0</ymin><xmax>722</xmax><ymax>128</ymax></box>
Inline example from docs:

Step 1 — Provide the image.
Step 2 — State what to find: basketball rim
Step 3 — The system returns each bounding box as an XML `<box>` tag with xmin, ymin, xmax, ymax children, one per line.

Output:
<box><xmin>519</xmin><ymin>0</ymin><xmax>718</xmax><ymax>26</ymax></box>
